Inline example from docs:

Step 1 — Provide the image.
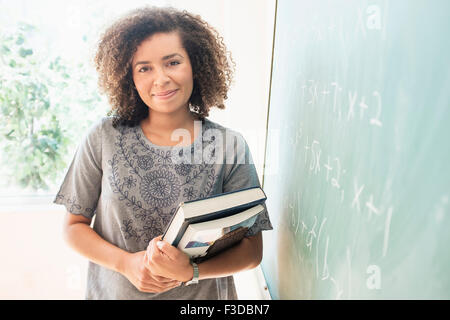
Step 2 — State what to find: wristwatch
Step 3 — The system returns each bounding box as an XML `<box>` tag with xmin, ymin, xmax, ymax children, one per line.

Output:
<box><xmin>185</xmin><ymin>261</ymin><xmax>199</xmax><ymax>286</ymax></box>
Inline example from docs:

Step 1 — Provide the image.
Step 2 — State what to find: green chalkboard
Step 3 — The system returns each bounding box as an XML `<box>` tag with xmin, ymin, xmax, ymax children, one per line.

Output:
<box><xmin>261</xmin><ymin>0</ymin><xmax>450</xmax><ymax>299</ymax></box>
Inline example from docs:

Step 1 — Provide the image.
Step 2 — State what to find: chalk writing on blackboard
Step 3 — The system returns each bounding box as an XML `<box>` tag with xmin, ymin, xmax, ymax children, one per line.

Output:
<box><xmin>383</xmin><ymin>207</ymin><xmax>393</xmax><ymax>258</ymax></box>
<box><xmin>366</xmin><ymin>265</ymin><xmax>381</xmax><ymax>290</ymax></box>
<box><xmin>302</xmin><ymin>80</ymin><xmax>383</xmax><ymax>128</ymax></box>
<box><xmin>352</xmin><ymin>179</ymin><xmax>365</xmax><ymax>213</ymax></box>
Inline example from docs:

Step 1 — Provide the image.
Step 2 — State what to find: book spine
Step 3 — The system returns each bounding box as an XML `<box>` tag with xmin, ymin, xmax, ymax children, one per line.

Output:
<box><xmin>162</xmin><ymin>202</ymin><xmax>184</xmax><ymax>241</ymax></box>
<box><xmin>181</xmin><ymin>186</ymin><xmax>265</xmax><ymax>205</ymax></box>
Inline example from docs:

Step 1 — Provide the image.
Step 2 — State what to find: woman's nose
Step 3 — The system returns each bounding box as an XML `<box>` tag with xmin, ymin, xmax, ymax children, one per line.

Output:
<box><xmin>154</xmin><ymin>67</ymin><xmax>170</xmax><ymax>87</ymax></box>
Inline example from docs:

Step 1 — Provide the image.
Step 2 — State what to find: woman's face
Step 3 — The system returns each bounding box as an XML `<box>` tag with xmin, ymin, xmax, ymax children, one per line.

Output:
<box><xmin>131</xmin><ymin>31</ymin><xmax>194</xmax><ymax>116</ymax></box>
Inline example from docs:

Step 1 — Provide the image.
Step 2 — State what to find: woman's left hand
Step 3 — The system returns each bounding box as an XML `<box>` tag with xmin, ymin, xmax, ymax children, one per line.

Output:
<box><xmin>145</xmin><ymin>235</ymin><xmax>194</xmax><ymax>283</ymax></box>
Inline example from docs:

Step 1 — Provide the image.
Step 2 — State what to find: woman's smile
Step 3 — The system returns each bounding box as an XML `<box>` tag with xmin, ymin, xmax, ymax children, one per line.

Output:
<box><xmin>153</xmin><ymin>89</ymin><xmax>178</xmax><ymax>100</ymax></box>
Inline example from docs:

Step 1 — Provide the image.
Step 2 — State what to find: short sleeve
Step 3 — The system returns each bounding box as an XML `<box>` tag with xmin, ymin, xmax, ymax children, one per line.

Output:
<box><xmin>223</xmin><ymin>133</ymin><xmax>273</xmax><ymax>237</ymax></box>
<box><xmin>53</xmin><ymin>118</ymin><xmax>105</xmax><ymax>218</ymax></box>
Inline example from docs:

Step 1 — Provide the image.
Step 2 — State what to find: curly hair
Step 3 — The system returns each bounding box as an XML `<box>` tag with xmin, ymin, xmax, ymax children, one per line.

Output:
<box><xmin>94</xmin><ymin>6</ymin><xmax>235</xmax><ymax>128</ymax></box>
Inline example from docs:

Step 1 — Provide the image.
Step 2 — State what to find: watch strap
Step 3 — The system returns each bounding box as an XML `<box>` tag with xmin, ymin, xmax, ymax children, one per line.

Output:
<box><xmin>185</xmin><ymin>261</ymin><xmax>199</xmax><ymax>286</ymax></box>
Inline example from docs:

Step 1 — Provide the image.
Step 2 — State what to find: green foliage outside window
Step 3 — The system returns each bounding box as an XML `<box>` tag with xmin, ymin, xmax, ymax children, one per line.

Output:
<box><xmin>0</xmin><ymin>23</ymin><xmax>107</xmax><ymax>191</ymax></box>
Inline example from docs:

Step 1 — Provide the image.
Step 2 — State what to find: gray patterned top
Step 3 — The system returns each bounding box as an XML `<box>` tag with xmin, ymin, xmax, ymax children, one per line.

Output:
<box><xmin>53</xmin><ymin>116</ymin><xmax>272</xmax><ymax>300</ymax></box>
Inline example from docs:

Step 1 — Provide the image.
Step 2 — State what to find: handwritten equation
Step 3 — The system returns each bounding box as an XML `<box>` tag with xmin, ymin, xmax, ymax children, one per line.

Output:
<box><xmin>297</xmin><ymin>80</ymin><xmax>383</xmax><ymax>128</ymax></box>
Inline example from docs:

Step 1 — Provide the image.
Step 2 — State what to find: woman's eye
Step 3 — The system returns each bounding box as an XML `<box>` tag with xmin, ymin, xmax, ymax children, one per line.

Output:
<box><xmin>169</xmin><ymin>61</ymin><xmax>180</xmax><ymax>66</ymax></box>
<box><xmin>139</xmin><ymin>66</ymin><xmax>150</xmax><ymax>73</ymax></box>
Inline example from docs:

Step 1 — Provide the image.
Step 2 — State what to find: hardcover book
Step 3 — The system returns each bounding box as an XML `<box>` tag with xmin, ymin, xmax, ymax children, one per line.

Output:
<box><xmin>161</xmin><ymin>186</ymin><xmax>267</xmax><ymax>260</ymax></box>
<box><xmin>178</xmin><ymin>204</ymin><xmax>265</xmax><ymax>261</ymax></box>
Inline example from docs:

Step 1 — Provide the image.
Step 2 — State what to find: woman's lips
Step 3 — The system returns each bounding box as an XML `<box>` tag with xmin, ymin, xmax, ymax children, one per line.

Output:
<box><xmin>154</xmin><ymin>89</ymin><xmax>178</xmax><ymax>99</ymax></box>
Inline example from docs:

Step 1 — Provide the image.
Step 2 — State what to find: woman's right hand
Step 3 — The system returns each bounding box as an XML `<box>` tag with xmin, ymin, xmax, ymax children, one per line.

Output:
<box><xmin>121</xmin><ymin>250</ymin><xmax>182</xmax><ymax>293</ymax></box>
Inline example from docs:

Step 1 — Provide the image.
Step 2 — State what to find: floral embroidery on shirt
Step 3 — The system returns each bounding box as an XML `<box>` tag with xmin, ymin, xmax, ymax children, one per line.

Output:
<box><xmin>54</xmin><ymin>194</ymin><xmax>95</xmax><ymax>217</ymax></box>
<box><xmin>140</xmin><ymin>169</ymin><xmax>181</xmax><ymax>207</ymax></box>
<box><xmin>136</xmin><ymin>155</ymin><xmax>154</xmax><ymax>170</ymax></box>
<box><xmin>183</xmin><ymin>186</ymin><xmax>197</xmax><ymax>201</ymax></box>
<box><xmin>174</xmin><ymin>163</ymin><xmax>192</xmax><ymax>176</ymax></box>
<box><xmin>106</xmin><ymin>123</ymin><xmax>219</xmax><ymax>246</ymax></box>
<box><xmin>123</xmin><ymin>175</ymin><xmax>137</xmax><ymax>189</ymax></box>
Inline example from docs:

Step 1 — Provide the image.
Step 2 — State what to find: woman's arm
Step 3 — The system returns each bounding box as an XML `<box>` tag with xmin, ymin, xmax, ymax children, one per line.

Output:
<box><xmin>63</xmin><ymin>212</ymin><xmax>127</xmax><ymax>273</ymax></box>
<box><xmin>145</xmin><ymin>232</ymin><xmax>263</xmax><ymax>282</ymax></box>
<box><xmin>63</xmin><ymin>212</ymin><xmax>181</xmax><ymax>292</ymax></box>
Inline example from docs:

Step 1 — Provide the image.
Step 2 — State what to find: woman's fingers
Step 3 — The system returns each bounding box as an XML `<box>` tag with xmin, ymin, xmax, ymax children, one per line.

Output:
<box><xmin>138</xmin><ymin>268</ymin><xmax>181</xmax><ymax>293</ymax></box>
<box><xmin>150</xmin><ymin>274</ymin><xmax>182</xmax><ymax>288</ymax></box>
<box><xmin>152</xmin><ymin>274</ymin><xmax>177</xmax><ymax>283</ymax></box>
<box><xmin>138</xmin><ymin>278</ymin><xmax>182</xmax><ymax>293</ymax></box>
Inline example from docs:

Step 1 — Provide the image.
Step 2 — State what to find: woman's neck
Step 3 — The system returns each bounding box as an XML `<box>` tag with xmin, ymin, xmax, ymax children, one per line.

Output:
<box><xmin>140</xmin><ymin>107</ymin><xmax>201</xmax><ymax>145</ymax></box>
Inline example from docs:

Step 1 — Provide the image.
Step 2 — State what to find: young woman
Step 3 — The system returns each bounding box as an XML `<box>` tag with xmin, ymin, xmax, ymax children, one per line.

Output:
<box><xmin>54</xmin><ymin>6</ymin><xmax>272</xmax><ymax>300</ymax></box>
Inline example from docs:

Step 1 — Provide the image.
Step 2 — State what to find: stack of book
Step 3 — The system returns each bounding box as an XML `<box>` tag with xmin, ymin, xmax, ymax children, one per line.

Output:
<box><xmin>162</xmin><ymin>186</ymin><xmax>267</xmax><ymax>262</ymax></box>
